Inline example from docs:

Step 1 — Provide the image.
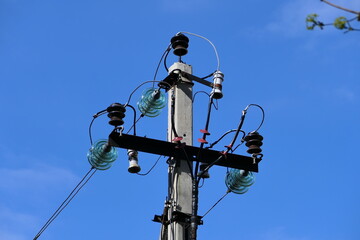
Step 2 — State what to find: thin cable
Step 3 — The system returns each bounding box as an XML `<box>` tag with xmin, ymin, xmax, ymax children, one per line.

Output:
<box><xmin>193</xmin><ymin>91</ymin><xmax>218</xmax><ymax>110</ymax></box>
<box><xmin>206</xmin><ymin>129</ymin><xmax>238</xmax><ymax>149</ymax></box>
<box><xmin>170</xmin><ymin>89</ymin><xmax>179</xmax><ymax>138</ymax></box>
<box><xmin>164</xmin><ymin>46</ymin><xmax>171</xmax><ymax>72</ymax></box>
<box><xmin>153</xmin><ymin>44</ymin><xmax>172</xmax><ymax>88</ymax></box>
<box><xmin>198</xmin><ymin>178</ymin><xmax>205</xmax><ymax>188</ymax></box>
<box><xmin>125</xmin><ymin>104</ymin><xmax>137</xmax><ymax>135</ymax></box>
<box><xmin>178</xmin><ymin>31</ymin><xmax>220</xmax><ymax>71</ymax></box>
<box><xmin>244</xmin><ymin>104</ymin><xmax>265</xmax><ymax>132</ymax></box>
<box><xmin>194</xmin><ymin>97</ymin><xmax>214</xmax><ymax>178</ymax></box>
<box><xmin>126</xmin><ymin>115</ymin><xmax>144</xmax><ymax>134</ymax></box>
<box><xmin>202</xmin><ymin>190</ymin><xmax>230</xmax><ymax>218</ymax></box>
<box><xmin>181</xmin><ymin>148</ymin><xmax>195</xmax><ymax>180</ymax></box>
<box><xmin>88</xmin><ymin>110</ymin><xmax>107</xmax><ymax>145</ymax></box>
<box><xmin>33</xmin><ymin>167</ymin><xmax>97</xmax><ymax>240</ymax></box>
<box><xmin>231</xmin><ymin>140</ymin><xmax>245</xmax><ymax>153</ymax></box>
<box><xmin>137</xmin><ymin>155</ymin><xmax>163</xmax><ymax>176</ymax></box>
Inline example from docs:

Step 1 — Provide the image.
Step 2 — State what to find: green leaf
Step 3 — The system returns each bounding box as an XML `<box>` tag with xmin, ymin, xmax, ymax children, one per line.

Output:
<box><xmin>306</xmin><ymin>13</ymin><xmax>319</xmax><ymax>23</ymax></box>
<box><xmin>334</xmin><ymin>16</ymin><xmax>347</xmax><ymax>30</ymax></box>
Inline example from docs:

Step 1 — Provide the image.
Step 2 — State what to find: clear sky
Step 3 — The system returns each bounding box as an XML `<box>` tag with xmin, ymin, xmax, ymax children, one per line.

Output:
<box><xmin>1</xmin><ymin>0</ymin><xmax>360</xmax><ymax>239</ymax></box>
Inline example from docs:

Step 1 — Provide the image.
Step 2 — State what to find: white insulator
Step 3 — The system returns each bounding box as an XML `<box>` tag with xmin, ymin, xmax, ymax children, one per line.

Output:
<box><xmin>210</xmin><ymin>70</ymin><xmax>224</xmax><ymax>99</ymax></box>
<box><xmin>127</xmin><ymin>149</ymin><xmax>141</xmax><ymax>173</ymax></box>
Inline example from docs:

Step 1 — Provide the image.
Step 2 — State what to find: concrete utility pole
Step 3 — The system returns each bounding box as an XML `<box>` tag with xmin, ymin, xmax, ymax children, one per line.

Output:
<box><xmin>108</xmin><ymin>33</ymin><xmax>262</xmax><ymax>240</ymax></box>
<box><xmin>166</xmin><ymin>62</ymin><xmax>193</xmax><ymax>240</ymax></box>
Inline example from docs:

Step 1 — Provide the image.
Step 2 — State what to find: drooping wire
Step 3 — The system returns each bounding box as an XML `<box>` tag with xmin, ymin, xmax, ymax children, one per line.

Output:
<box><xmin>125</xmin><ymin>104</ymin><xmax>137</xmax><ymax>135</ymax></box>
<box><xmin>202</xmin><ymin>190</ymin><xmax>230</xmax><ymax>218</ymax></box>
<box><xmin>244</xmin><ymin>104</ymin><xmax>265</xmax><ymax>132</ymax></box>
<box><xmin>231</xmin><ymin>139</ymin><xmax>246</xmax><ymax>153</ymax></box>
<box><xmin>201</xmin><ymin>71</ymin><xmax>216</xmax><ymax>80</ymax></box>
<box><xmin>136</xmin><ymin>155</ymin><xmax>164</xmax><ymax>176</ymax></box>
<box><xmin>192</xmin><ymin>91</ymin><xmax>218</xmax><ymax>110</ymax></box>
<box><xmin>206</xmin><ymin>129</ymin><xmax>238</xmax><ymax>149</ymax></box>
<box><xmin>33</xmin><ymin>167</ymin><xmax>97</xmax><ymax>240</ymax></box>
<box><xmin>163</xmin><ymin>46</ymin><xmax>171</xmax><ymax>72</ymax></box>
<box><xmin>178</xmin><ymin>31</ymin><xmax>220</xmax><ymax>71</ymax></box>
<box><xmin>126</xmin><ymin>114</ymin><xmax>144</xmax><ymax>135</ymax></box>
<box><xmin>198</xmin><ymin>178</ymin><xmax>205</xmax><ymax>188</ymax></box>
<box><xmin>88</xmin><ymin>110</ymin><xmax>107</xmax><ymax>145</ymax></box>
<box><xmin>153</xmin><ymin>44</ymin><xmax>172</xmax><ymax>88</ymax></box>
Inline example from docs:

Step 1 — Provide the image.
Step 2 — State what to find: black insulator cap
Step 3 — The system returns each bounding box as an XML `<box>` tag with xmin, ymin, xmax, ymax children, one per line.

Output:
<box><xmin>244</xmin><ymin>131</ymin><xmax>263</xmax><ymax>155</ymax></box>
<box><xmin>107</xmin><ymin>103</ymin><xmax>126</xmax><ymax>126</ymax></box>
<box><xmin>171</xmin><ymin>33</ymin><xmax>189</xmax><ymax>56</ymax></box>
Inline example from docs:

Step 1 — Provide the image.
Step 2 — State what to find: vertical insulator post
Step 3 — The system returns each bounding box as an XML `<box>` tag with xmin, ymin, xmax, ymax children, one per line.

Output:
<box><xmin>127</xmin><ymin>149</ymin><xmax>141</xmax><ymax>173</ymax></box>
<box><xmin>210</xmin><ymin>70</ymin><xmax>224</xmax><ymax>99</ymax></box>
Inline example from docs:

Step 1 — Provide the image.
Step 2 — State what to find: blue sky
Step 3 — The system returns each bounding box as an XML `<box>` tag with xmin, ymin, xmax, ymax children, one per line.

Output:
<box><xmin>1</xmin><ymin>0</ymin><xmax>360</xmax><ymax>239</ymax></box>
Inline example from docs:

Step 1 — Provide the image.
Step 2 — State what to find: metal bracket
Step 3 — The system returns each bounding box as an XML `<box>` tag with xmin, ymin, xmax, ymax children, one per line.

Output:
<box><xmin>153</xmin><ymin>211</ymin><xmax>203</xmax><ymax>226</ymax></box>
<box><xmin>108</xmin><ymin>132</ymin><xmax>259</xmax><ymax>172</ymax></box>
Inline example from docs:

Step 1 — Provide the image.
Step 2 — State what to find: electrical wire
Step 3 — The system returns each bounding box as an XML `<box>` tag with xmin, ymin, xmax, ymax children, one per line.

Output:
<box><xmin>136</xmin><ymin>155</ymin><xmax>164</xmax><ymax>176</ymax></box>
<box><xmin>88</xmin><ymin>110</ymin><xmax>107</xmax><ymax>145</ymax></box>
<box><xmin>124</xmin><ymin>80</ymin><xmax>171</xmax><ymax>107</ymax></box>
<box><xmin>244</xmin><ymin>104</ymin><xmax>265</xmax><ymax>132</ymax></box>
<box><xmin>33</xmin><ymin>167</ymin><xmax>97</xmax><ymax>240</ymax></box>
<box><xmin>163</xmin><ymin>46</ymin><xmax>171</xmax><ymax>72</ymax></box>
<box><xmin>125</xmin><ymin>104</ymin><xmax>137</xmax><ymax>135</ymax></box>
<box><xmin>202</xmin><ymin>190</ymin><xmax>230</xmax><ymax>218</ymax></box>
<box><xmin>178</xmin><ymin>31</ymin><xmax>220</xmax><ymax>71</ymax></box>
<box><xmin>206</xmin><ymin>129</ymin><xmax>238</xmax><ymax>149</ymax></box>
<box><xmin>231</xmin><ymin>140</ymin><xmax>246</xmax><ymax>153</ymax></box>
<box><xmin>153</xmin><ymin>44</ymin><xmax>172</xmax><ymax>88</ymax></box>
<box><xmin>126</xmin><ymin>115</ymin><xmax>144</xmax><ymax>135</ymax></box>
<box><xmin>192</xmin><ymin>91</ymin><xmax>218</xmax><ymax>110</ymax></box>
<box><xmin>194</xmin><ymin>97</ymin><xmax>214</xmax><ymax>178</ymax></box>
<box><xmin>170</xmin><ymin>89</ymin><xmax>179</xmax><ymax>138</ymax></box>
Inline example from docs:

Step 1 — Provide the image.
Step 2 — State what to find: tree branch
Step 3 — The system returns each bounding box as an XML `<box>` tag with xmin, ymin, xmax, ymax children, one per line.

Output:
<box><xmin>321</xmin><ymin>0</ymin><xmax>360</xmax><ymax>15</ymax></box>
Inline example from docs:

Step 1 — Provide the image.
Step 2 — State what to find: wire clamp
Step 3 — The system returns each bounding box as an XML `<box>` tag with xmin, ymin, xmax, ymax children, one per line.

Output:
<box><xmin>252</xmin><ymin>153</ymin><xmax>263</xmax><ymax>164</ymax></box>
<box><xmin>114</xmin><ymin>126</ymin><xmax>124</xmax><ymax>137</ymax></box>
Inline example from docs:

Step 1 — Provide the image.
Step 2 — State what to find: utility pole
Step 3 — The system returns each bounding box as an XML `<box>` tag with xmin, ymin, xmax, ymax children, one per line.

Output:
<box><xmin>34</xmin><ymin>32</ymin><xmax>265</xmax><ymax>240</ymax></box>
<box><xmin>166</xmin><ymin>62</ymin><xmax>193</xmax><ymax>240</ymax></box>
<box><xmin>107</xmin><ymin>32</ymin><xmax>263</xmax><ymax>240</ymax></box>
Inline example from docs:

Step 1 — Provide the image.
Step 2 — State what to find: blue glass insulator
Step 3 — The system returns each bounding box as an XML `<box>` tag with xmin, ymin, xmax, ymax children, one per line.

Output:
<box><xmin>87</xmin><ymin>139</ymin><xmax>118</xmax><ymax>170</ymax></box>
<box><xmin>137</xmin><ymin>88</ymin><xmax>166</xmax><ymax>117</ymax></box>
<box><xmin>225</xmin><ymin>169</ymin><xmax>255</xmax><ymax>194</ymax></box>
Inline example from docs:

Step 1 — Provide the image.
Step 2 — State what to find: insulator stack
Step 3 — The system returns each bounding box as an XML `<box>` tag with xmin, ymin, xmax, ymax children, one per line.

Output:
<box><xmin>107</xmin><ymin>103</ymin><xmax>126</xmax><ymax>126</ymax></box>
<box><xmin>137</xmin><ymin>88</ymin><xmax>166</xmax><ymax>117</ymax></box>
<box><xmin>244</xmin><ymin>131</ymin><xmax>263</xmax><ymax>154</ymax></box>
<box><xmin>170</xmin><ymin>33</ymin><xmax>189</xmax><ymax>56</ymax></box>
<box><xmin>127</xmin><ymin>149</ymin><xmax>141</xmax><ymax>173</ymax></box>
<box><xmin>87</xmin><ymin>139</ymin><xmax>118</xmax><ymax>170</ymax></box>
<box><xmin>225</xmin><ymin>169</ymin><xmax>255</xmax><ymax>194</ymax></box>
<box><xmin>210</xmin><ymin>70</ymin><xmax>224</xmax><ymax>99</ymax></box>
